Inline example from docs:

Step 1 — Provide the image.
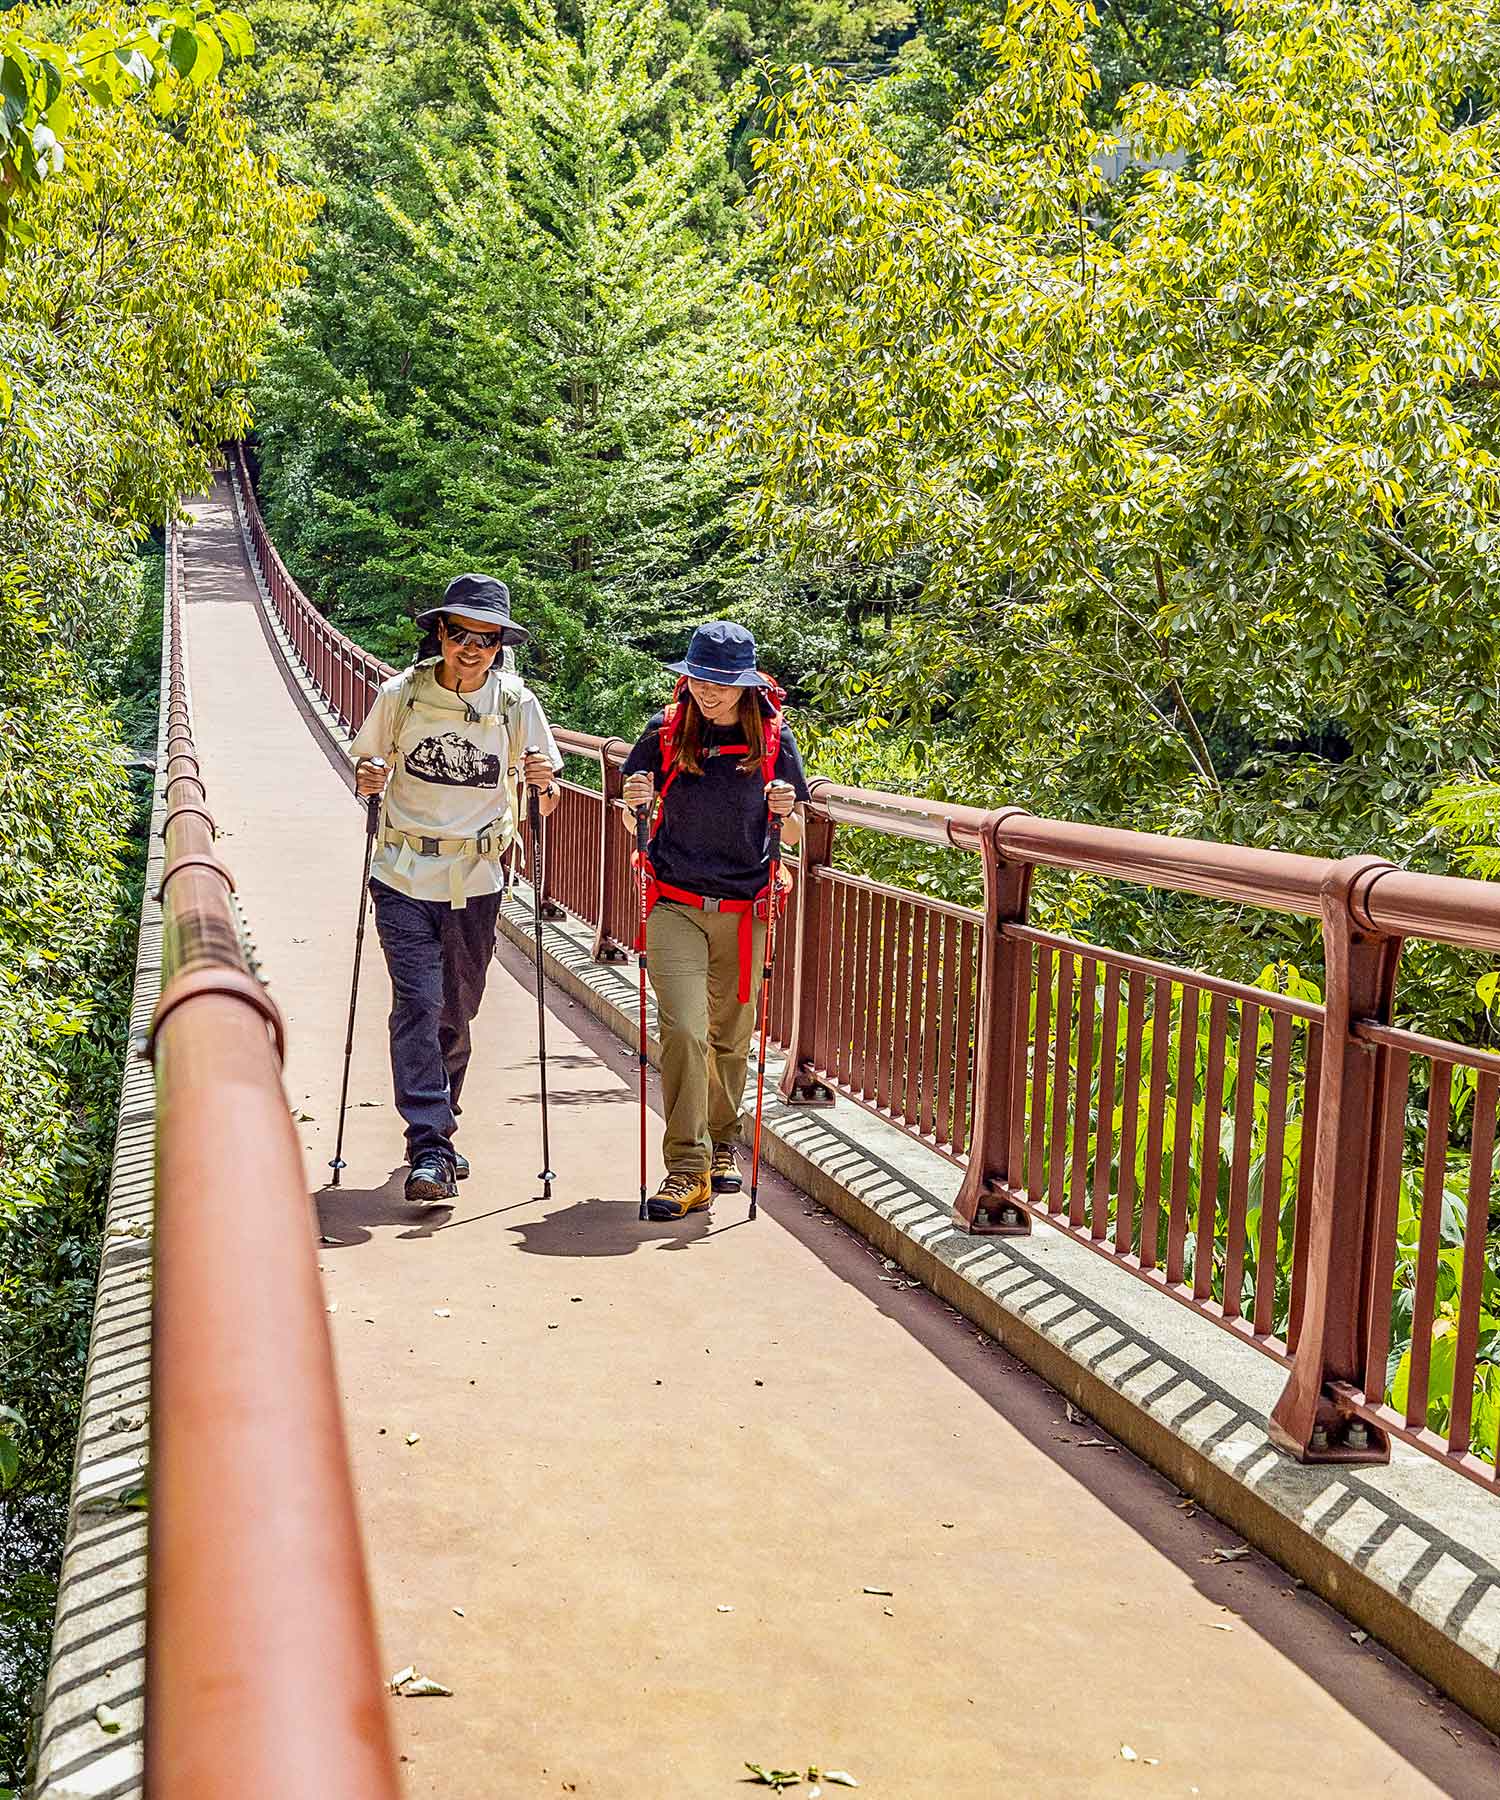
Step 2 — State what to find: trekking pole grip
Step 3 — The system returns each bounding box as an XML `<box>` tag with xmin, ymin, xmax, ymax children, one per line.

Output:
<box><xmin>362</xmin><ymin>757</ymin><xmax>386</xmax><ymax>837</ymax></box>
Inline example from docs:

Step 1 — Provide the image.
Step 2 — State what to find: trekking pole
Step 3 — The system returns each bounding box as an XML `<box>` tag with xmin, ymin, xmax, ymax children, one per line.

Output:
<box><xmin>634</xmin><ymin>801</ymin><xmax>652</xmax><ymax>1222</ymax></box>
<box><xmin>526</xmin><ymin>753</ymin><xmax>556</xmax><ymax>1202</ymax></box>
<box><xmin>330</xmin><ymin>758</ymin><xmax>385</xmax><ymax>1188</ymax></box>
<box><xmin>748</xmin><ymin>814</ymin><xmax>784</xmax><ymax>1222</ymax></box>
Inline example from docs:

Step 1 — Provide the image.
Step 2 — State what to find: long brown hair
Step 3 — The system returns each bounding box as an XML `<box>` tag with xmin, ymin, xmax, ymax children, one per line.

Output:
<box><xmin>670</xmin><ymin>686</ymin><xmax>767</xmax><ymax>778</ymax></box>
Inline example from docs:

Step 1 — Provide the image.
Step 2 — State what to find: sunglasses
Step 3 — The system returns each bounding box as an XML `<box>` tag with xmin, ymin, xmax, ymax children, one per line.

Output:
<box><xmin>441</xmin><ymin>623</ymin><xmax>505</xmax><ymax>649</ymax></box>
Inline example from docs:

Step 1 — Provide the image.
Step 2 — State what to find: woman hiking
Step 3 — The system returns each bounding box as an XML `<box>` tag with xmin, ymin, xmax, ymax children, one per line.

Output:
<box><xmin>350</xmin><ymin>574</ymin><xmax>562</xmax><ymax>1204</ymax></box>
<box><xmin>621</xmin><ymin>621</ymin><xmax>810</xmax><ymax>1220</ymax></box>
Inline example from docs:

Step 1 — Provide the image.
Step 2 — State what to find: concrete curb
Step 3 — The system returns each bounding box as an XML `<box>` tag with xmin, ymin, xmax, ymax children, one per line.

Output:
<box><xmin>30</xmin><ymin>539</ymin><xmax>176</xmax><ymax>1799</ymax></box>
<box><xmin>228</xmin><ymin>466</ymin><xmax>1500</xmax><ymax>1738</ymax></box>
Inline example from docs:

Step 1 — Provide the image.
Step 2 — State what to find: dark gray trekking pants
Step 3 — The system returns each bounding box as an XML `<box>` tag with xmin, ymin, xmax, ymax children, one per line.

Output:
<box><xmin>370</xmin><ymin>879</ymin><xmax>503</xmax><ymax>1165</ymax></box>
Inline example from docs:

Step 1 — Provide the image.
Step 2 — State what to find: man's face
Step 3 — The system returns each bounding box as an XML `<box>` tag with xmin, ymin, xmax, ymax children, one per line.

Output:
<box><xmin>438</xmin><ymin>611</ymin><xmax>504</xmax><ymax>684</ymax></box>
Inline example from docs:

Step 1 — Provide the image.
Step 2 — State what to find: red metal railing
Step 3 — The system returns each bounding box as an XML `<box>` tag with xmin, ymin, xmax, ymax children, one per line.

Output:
<box><xmin>149</xmin><ymin>516</ymin><xmax>399</xmax><ymax>1795</ymax></box>
<box><xmin>230</xmin><ymin>448</ymin><xmax>1500</xmax><ymax>1494</ymax></box>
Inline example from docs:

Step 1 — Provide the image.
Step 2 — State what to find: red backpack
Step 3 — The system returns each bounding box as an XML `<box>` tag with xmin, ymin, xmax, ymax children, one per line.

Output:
<box><xmin>649</xmin><ymin>671</ymin><xmax>787</xmax><ymax>838</ymax></box>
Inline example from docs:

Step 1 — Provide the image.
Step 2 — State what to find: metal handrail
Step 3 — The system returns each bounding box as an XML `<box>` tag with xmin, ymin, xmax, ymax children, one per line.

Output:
<box><xmin>147</xmin><ymin>517</ymin><xmax>400</xmax><ymax>1797</ymax></box>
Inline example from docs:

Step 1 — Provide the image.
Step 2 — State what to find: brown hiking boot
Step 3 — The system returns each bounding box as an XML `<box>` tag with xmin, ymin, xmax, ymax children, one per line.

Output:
<box><xmin>710</xmin><ymin>1143</ymin><xmax>741</xmax><ymax>1194</ymax></box>
<box><xmin>647</xmin><ymin>1169</ymin><xmax>713</xmax><ymax>1221</ymax></box>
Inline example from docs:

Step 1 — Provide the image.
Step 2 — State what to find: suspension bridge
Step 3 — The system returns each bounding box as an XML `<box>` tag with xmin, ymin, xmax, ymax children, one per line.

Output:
<box><xmin>26</xmin><ymin>465</ymin><xmax>1500</xmax><ymax>1797</ymax></box>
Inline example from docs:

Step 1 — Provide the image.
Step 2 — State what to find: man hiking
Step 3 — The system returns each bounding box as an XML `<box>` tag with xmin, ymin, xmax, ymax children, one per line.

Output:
<box><xmin>350</xmin><ymin>574</ymin><xmax>562</xmax><ymax>1204</ymax></box>
<box><xmin>620</xmin><ymin>620</ymin><xmax>809</xmax><ymax>1219</ymax></box>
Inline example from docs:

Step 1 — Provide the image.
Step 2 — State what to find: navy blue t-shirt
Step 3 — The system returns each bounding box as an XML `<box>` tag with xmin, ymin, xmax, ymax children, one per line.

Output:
<box><xmin>623</xmin><ymin>710</ymin><xmax>812</xmax><ymax>901</ymax></box>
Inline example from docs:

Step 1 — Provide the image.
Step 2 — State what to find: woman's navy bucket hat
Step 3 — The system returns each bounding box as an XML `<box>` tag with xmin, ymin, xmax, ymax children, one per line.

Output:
<box><xmin>666</xmin><ymin>620</ymin><xmax>768</xmax><ymax>688</ymax></box>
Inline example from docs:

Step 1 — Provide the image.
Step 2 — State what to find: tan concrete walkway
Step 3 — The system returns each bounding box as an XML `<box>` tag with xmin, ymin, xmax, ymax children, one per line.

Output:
<box><xmin>179</xmin><ymin>479</ymin><xmax>1499</xmax><ymax>1797</ymax></box>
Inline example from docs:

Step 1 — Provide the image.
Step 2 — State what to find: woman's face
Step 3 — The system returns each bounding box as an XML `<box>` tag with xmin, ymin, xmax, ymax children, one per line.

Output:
<box><xmin>687</xmin><ymin>676</ymin><xmax>741</xmax><ymax>724</ymax></box>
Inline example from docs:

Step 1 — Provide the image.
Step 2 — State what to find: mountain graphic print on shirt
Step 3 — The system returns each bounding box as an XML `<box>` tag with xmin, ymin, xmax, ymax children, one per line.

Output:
<box><xmin>405</xmin><ymin>731</ymin><xmax>502</xmax><ymax>789</ymax></box>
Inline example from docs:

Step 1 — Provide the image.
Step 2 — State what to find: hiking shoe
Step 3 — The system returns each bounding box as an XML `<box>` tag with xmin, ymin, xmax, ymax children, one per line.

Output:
<box><xmin>454</xmin><ymin>1151</ymin><xmax>470</xmax><ymax>1181</ymax></box>
<box><xmin>647</xmin><ymin>1170</ymin><xmax>713</xmax><ymax>1221</ymax></box>
<box><xmin>405</xmin><ymin>1152</ymin><xmax>457</xmax><ymax>1205</ymax></box>
<box><xmin>710</xmin><ymin>1144</ymin><xmax>741</xmax><ymax>1194</ymax></box>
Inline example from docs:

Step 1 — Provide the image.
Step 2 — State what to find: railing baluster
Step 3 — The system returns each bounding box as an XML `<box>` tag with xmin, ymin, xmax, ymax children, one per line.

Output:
<box><xmin>1406</xmin><ymin>1063</ymin><xmax>1453</xmax><ymax>1433</ymax></box>
<box><xmin>1449</xmin><ymin>1072</ymin><xmax>1498</xmax><ymax>1456</ymax></box>
<box><xmin>1068</xmin><ymin>956</ymin><xmax>1096</xmax><ymax>1227</ymax></box>
<box><xmin>1286</xmin><ymin>1021</ymin><xmax>1322</xmax><ymax>1352</ymax></box>
<box><xmin>1223</xmin><ymin>1000</ymin><xmax>1259</xmax><ymax>1320</ymax></box>
<box><xmin>1165</xmin><ymin>984</ymin><xmax>1198</xmax><ymax>1285</ymax></box>
<box><xmin>1116</xmin><ymin>970</ymin><xmax>1146</xmax><ymax>1257</ymax></box>
<box><xmin>1193</xmin><ymin>995</ymin><xmax>1228</xmax><ymax>1300</ymax></box>
<box><xmin>1253</xmin><ymin>1010</ymin><xmax>1293</xmax><ymax>1338</ymax></box>
<box><xmin>1139</xmin><ymin>977</ymin><xmax>1173</xmax><ymax>1269</ymax></box>
<box><xmin>1091</xmin><ymin>966</ymin><xmax>1121</xmax><ymax>1241</ymax></box>
<box><xmin>1047</xmin><ymin>951</ymin><xmax>1073</xmax><ymax>1215</ymax></box>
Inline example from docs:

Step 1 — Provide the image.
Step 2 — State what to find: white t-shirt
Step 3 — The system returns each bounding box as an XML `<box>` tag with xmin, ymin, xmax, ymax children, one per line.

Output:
<box><xmin>349</xmin><ymin>660</ymin><xmax>562</xmax><ymax>904</ymax></box>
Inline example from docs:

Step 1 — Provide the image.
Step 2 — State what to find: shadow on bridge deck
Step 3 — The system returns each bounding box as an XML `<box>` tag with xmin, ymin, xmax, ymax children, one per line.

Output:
<box><xmin>172</xmin><ymin>477</ymin><xmax>1498</xmax><ymax>1797</ymax></box>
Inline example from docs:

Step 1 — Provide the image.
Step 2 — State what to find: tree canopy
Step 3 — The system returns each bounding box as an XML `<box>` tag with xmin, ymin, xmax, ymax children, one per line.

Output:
<box><xmin>724</xmin><ymin>0</ymin><xmax>1500</xmax><ymax>996</ymax></box>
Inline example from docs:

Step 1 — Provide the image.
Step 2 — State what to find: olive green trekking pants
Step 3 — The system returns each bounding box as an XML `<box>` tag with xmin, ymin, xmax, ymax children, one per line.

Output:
<box><xmin>646</xmin><ymin>899</ymin><xmax>767</xmax><ymax>1176</ymax></box>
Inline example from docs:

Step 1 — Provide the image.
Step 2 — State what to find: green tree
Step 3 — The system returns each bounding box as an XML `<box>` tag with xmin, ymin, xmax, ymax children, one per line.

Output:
<box><xmin>253</xmin><ymin>0</ymin><xmax>774</xmax><ymax>728</ymax></box>
<box><xmin>726</xmin><ymin>0</ymin><xmax>1500</xmax><ymax>1016</ymax></box>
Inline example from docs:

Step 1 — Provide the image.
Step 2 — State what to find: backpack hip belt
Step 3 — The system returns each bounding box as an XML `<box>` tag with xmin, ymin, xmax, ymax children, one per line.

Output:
<box><xmin>381</xmin><ymin>821</ymin><xmax>513</xmax><ymax>909</ymax></box>
<box><xmin>637</xmin><ymin>869</ymin><xmax>788</xmax><ymax>1005</ymax></box>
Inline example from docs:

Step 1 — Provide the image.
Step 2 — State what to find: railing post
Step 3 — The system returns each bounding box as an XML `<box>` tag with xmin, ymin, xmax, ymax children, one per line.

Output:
<box><xmin>593</xmin><ymin>743</ymin><xmax>630</xmax><ymax>962</ymax></box>
<box><xmin>1269</xmin><ymin>856</ymin><xmax>1401</xmax><ymax>1464</ymax></box>
<box><xmin>952</xmin><ymin>809</ymin><xmax>1034</xmax><ymax>1234</ymax></box>
<box><xmin>777</xmin><ymin>791</ymin><xmax>836</xmax><ymax>1106</ymax></box>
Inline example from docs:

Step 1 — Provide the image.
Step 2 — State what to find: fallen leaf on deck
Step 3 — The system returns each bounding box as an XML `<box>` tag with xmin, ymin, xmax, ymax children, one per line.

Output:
<box><xmin>1210</xmin><ymin>1623</ymin><xmax>1233</xmax><ymax>1632</ymax></box>
<box><xmin>327</xmin><ymin>1301</ymin><xmax>338</xmax><ymax>1314</ymax></box>
<box><xmin>295</xmin><ymin>1112</ymin><xmax>315</xmax><ymax>1122</ymax></box>
<box><xmin>1076</xmin><ymin>1438</ymin><xmax>1118</xmax><ymax>1451</ymax></box>
<box><xmin>389</xmin><ymin>1667</ymin><xmax>452</xmax><ymax>1697</ymax></box>
<box><xmin>1065</xmin><ymin>1402</ymin><xmax>1083</xmax><ymax>1424</ymax></box>
<box><xmin>862</xmin><ymin>1586</ymin><xmax>893</xmax><ymax>1596</ymax></box>
<box><xmin>405</xmin><ymin>1432</ymin><xmax>421</xmax><ymax>1446</ymax></box>
<box><xmin>717</xmin><ymin>1605</ymin><xmax>735</xmax><ymax>1613</ymax></box>
<box><xmin>95</xmin><ymin>1703</ymin><xmax>123</xmax><ymax>1735</ymax></box>
<box><xmin>1350</xmin><ymin>1630</ymin><xmax>1368</xmax><ymax>1644</ymax></box>
<box><xmin>1203</xmin><ymin>1545</ymin><xmax>1251</xmax><ymax>1564</ymax></box>
<box><xmin>400</xmin><ymin>1676</ymin><xmax>453</xmax><ymax>1697</ymax></box>
<box><xmin>1120</xmin><ymin>1746</ymin><xmax>1138</xmax><ymax>1762</ymax></box>
<box><xmin>744</xmin><ymin>1764</ymin><xmax>801</xmax><ymax>1789</ymax></box>
<box><xmin>824</xmin><ymin>1775</ymin><xmax>859</xmax><ymax>1789</ymax></box>
<box><xmin>434</xmin><ymin>1309</ymin><xmax>451</xmax><ymax>1318</ymax></box>
<box><xmin>80</xmin><ymin>1480</ymin><xmax>149</xmax><ymax>1514</ymax></box>
<box><xmin>453</xmin><ymin>1607</ymin><xmax>465</xmax><ymax>1617</ymax></box>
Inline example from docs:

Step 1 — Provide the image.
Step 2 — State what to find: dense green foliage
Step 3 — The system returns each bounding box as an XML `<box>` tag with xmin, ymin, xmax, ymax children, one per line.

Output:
<box><xmin>242</xmin><ymin>0</ymin><xmax>921</xmax><ymax>730</ymax></box>
<box><xmin>726</xmin><ymin>0</ymin><xmax>1500</xmax><ymax>1032</ymax></box>
<box><xmin>0</xmin><ymin>11</ymin><xmax>310</xmax><ymax>1777</ymax></box>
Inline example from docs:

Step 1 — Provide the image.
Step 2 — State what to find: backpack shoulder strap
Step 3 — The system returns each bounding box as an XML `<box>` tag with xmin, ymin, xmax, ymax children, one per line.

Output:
<box><xmin>388</xmin><ymin>665</ymin><xmax>423</xmax><ymax>759</ymax></box>
<box><xmin>758</xmin><ymin>673</ymin><xmax>787</xmax><ymax>787</ymax></box>
<box><xmin>651</xmin><ymin>681</ymin><xmax>690</xmax><ymax>836</ymax></box>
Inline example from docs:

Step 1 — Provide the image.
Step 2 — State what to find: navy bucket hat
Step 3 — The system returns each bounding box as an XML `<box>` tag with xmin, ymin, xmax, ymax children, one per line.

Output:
<box><xmin>667</xmin><ymin>620</ymin><xmax>767</xmax><ymax>688</ymax></box>
<box><xmin>416</xmin><ymin>573</ymin><xmax>530</xmax><ymax>646</ymax></box>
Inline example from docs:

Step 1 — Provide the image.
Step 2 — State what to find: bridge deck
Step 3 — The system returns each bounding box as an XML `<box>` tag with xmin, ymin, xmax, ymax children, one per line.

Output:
<box><xmin>177</xmin><ymin>479</ymin><xmax>1493</xmax><ymax>1796</ymax></box>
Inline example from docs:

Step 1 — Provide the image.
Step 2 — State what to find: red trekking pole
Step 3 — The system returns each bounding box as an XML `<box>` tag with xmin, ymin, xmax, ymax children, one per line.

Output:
<box><xmin>748</xmin><ymin>814</ymin><xmax>784</xmax><ymax>1222</ymax></box>
<box><xmin>634</xmin><ymin>802</ymin><xmax>652</xmax><ymax>1222</ymax></box>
